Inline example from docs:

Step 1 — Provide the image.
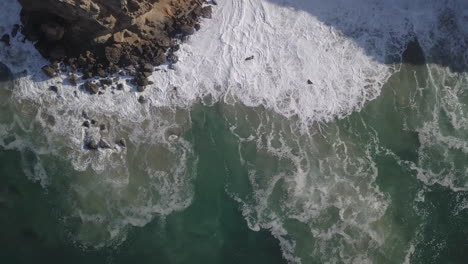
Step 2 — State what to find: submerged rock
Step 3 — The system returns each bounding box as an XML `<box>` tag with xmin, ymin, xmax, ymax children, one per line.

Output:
<box><xmin>84</xmin><ymin>81</ymin><xmax>99</xmax><ymax>94</ymax></box>
<box><xmin>117</xmin><ymin>138</ymin><xmax>126</xmax><ymax>148</ymax></box>
<box><xmin>49</xmin><ymin>85</ymin><xmax>58</xmax><ymax>93</ymax></box>
<box><xmin>98</xmin><ymin>139</ymin><xmax>111</xmax><ymax>149</ymax></box>
<box><xmin>68</xmin><ymin>74</ymin><xmax>78</xmax><ymax>86</ymax></box>
<box><xmin>138</xmin><ymin>95</ymin><xmax>147</xmax><ymax>104</ymax></box>
<box><xmin>85</xmin><ymin>139</ymin><xmax>98</xmax><ymax>150</ymax></box>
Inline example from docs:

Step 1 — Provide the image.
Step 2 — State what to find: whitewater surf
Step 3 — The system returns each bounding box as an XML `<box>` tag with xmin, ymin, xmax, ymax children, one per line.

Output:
<box><xmin>0</xmin><ymin>0</ymin><xmax>468</xmax><ymax>263</ymax></box>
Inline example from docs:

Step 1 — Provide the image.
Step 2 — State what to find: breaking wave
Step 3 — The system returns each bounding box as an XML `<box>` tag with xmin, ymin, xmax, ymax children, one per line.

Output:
<box><xmin>1</xmin><ymin>0</ymin><xmax>468</xmax><ymax>262</ymax></box>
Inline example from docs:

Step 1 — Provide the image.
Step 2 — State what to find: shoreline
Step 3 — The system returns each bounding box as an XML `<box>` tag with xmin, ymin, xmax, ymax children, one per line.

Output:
<box><xmin>11</xmin><ymin>0</ymin><xmax>214</xmax><ymax>94</ymax></box>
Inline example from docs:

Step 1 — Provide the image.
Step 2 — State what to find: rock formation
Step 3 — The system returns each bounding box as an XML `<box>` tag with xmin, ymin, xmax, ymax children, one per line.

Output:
<box><xmin>17</xmin><ymin>0</ymin><xmax>213</xmax><ymax>80</ymax></box>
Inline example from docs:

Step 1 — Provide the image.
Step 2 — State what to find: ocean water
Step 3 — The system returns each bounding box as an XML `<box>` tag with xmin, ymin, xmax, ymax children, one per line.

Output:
<box><xmin>1</xmin><ymin>0</ymin><xmax>468</xmax><ymax>263</ymax></box>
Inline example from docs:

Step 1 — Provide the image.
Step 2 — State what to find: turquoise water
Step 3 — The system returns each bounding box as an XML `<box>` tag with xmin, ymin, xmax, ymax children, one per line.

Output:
<box><xmin>1</xmin><ymin>61</ymin><xmax>468</xmax><ymax>264</ymax></box>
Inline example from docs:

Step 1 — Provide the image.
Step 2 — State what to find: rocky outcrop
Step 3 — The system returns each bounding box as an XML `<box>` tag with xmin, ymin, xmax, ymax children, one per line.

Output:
<box><xmin>18</xmin><ymin>0</ymin><xmax>213</xmax><ymax>81</ymax></box>
<box><xmin>13</xmin><ymin>0</ymin><xmax>214</xmax><ymax>149</ymax></box>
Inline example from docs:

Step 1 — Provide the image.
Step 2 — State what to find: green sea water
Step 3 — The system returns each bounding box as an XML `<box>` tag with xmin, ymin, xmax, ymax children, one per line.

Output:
<box><xmin>1</xmin><ymin>61</ymin><xmax>468</xmax><ymax>264</ymax></box>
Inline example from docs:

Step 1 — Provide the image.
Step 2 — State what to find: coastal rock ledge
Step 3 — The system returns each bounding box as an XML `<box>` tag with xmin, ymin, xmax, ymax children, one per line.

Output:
<box><xmin>17</xmin><ymin>0</ymin><xmax>213</xmax><ymax>78</ymax></box>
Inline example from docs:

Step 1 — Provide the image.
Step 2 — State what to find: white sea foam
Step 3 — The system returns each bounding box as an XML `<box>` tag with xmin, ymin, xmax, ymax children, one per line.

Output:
<box><xmin>1</xmin><ymin>0</ymin><xmax>466</xmax><ymax>136</ymax></box>
<box><xmin>1</xmin><ymin>0</ymin><xmax>468</xmax><ymax>259</ymax></box>
<box><xmin>0</xmin><ymin>1</ymin><xmax>198</xmax><ymax>246</ymax></box>
<box><xmin>221</xmin><ymin>102</ymin><xmax>389</xmax><ymax>263</ymax></box>
<box><xmin>407</xmin><ymin>64</ymin><xmax>468</xmax><ymax>191</ymax></box>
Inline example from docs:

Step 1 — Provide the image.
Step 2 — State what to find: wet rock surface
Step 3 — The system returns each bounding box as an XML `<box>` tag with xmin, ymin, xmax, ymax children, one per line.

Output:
<box><xmin>18</xmin><ymin>0</ymin><xmax>215</xmax><ymax>84</ymax></box>
<box><xmin>10</xmin><ymin>0</ymin><xmax>216</xmax><ymax>152</ymax></box>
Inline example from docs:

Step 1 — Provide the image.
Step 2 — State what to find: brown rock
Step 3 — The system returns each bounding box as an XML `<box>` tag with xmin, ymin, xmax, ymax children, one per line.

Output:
<box><xmin>18</xmin><ymin>0</ymin><xmax>213</xmax><ymax>79</ymax></box>
<box><xmin>96</xmin><ymin>68</ymin><xmax>107</xmax><ymax>77</ymax></box>
<box><xmin>117</xmin><ymin>138</ymin><xmax>126</xmax><ymax>147</ymax></box>
<box><xmin>138</xmin><ymin>95</ymin><xmax>147</xmax><ymax>104</ymax></box>
<box><xmin>99</xmin><ymin>139</ymin><xmax>111</xmax><ymax>149</ymax></box>
<box><xmin>86</xmin><ymin>139</ymin><xmax>98</xmax><ymax>150</ymax></box>
<box><xmin>201</xmin><ymin>6</ymin><xmax>213</xmax><ymax>18</ymax></box>
<box><xmin>69</xmin><ymin>74</ymin><xmax>78</xmax><ymax>85</ymax></box>
<box><xmin>105</xmin><ymin>45</ymin><xmax>122</xmax><ymax>64</ymax></box>
<box><xmin>42</xmin><ymin>65</ymin><xmax>57</xmax><ymax>78</ymax></box>
<box><xmin>84</xmin><ymin>81</ymin><xmax>99</xmax><ymax>94</ymax></box>
<box><xmin>179</xmin><ymin>25</ymin><xmax>195</xmax><ymax>35</ymax></box>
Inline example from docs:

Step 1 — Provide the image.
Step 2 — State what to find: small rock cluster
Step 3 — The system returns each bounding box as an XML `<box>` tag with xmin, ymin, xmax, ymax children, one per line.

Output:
<box><xmin>80</xmin><ymin>111</ymin><xmax>127</xmax><ymax>151</ymax></box>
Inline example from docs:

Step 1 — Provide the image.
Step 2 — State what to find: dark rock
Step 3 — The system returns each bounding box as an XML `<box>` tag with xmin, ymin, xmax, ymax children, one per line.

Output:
<box><xmin>86</xmin><ymin>139</ymin><xmax>99</xmax><ymax>150</ymax></box>
<box><xmin>99</xmin><ymin>124</ymin><xmax>107</xmax><ymax>131</ymax></box>
<box><xmin>117</xmin><ymin>83</ymin><xmax>124</xmax><ymax>90</ymax></box>
<box><xmin>138</xmin><ymin>95</ymin><xmax>147</xmax><ymax>104</ymax></box>
<box><xmin>307</xmin><ymin>80</ymin><xmax>313</xmax><ymax>85</ymax></box>
<box><xmin>96</xmin><ymin>68</ymin><xmax>107</xmax><ymax>77</ymax></box>
<box><xmin>100</xmin><ymin>78</ymin><xmax>113</xmax><ymax>86</ymax></box>
<box><xmin>245</xmin><ymin>56</ymin><xmax>254</xmax><ymax>61</ymax></box>
<box><xmin>172</xmin><ymin>44</ymin><xmax>180</xmax><ymax>52</ymax></box>
<box><xmin>82</xmin><ymin>71</ymin><xmax>93</xmax><ymax>79</ymax></box>
<box><xmin>41</xmin><ymin>65</ymin><xmax>57</xmax><ymax>78</ymax></box>
<box><xmin>98</xmin><ymin>139</ymin><xmax>111</xmax><ymax>149</ymax></box>
<box><xmin>141</xmin><ymin>63</ymin><xmax>153</xmax><ymax>73</ymax></box>
<box><xmin>136</xmin><ymin>76</ymin><xmax>149</xmax><ymax>87</ymax></box>
<box><xmin>180</xmin><ymin>25</ymin><xmax>195</xmax><ymax>35</ymax></box>
<box><xmin>49</xmin><ymin>85</ymin><xmax>58</xmax><ymax>93</ymax></box>
<box><xmin>0</xmin><ymin>34</ymin><xmax>10</xmax><ymax>46</ymax></box>
<box><xmin>181</xmin><ymin>35</ymin><xmax>189</xmax><ymax>42</ymax></box>
<box><xmin>69</xmin><ymin>74</ymin><xmax>78</xmax><ymax>86</ymax></box>
<box><xmin>91</xmin><ymin>119</ymin><xmax>97</xmax><ymax>125</ymax></box>
<box><xmin>125</xmin><ymin>65</ymin><xmax>137</xmax><ymax>75</ymax></box>
<box><xmin>45</xmin><ymin>113</ymin><xmax>56</xmax><ymax>126</ymax></box>
<box><xmin>82</xmin><ymin>120</ymin><xmax>90</xmax><ymax>128</ymax></box>
<box><xmin>117</xmin><ymin>138</ymin><xmax>126</xmax><ymax>147</ymax></box>
<box><xmin>167</xmin><ymin>53</ymin><xmax>178</xmax><ymax>63</ymax></box>
<box><xmin>153</xmin><ymin>51</ymin><xmax>166</xmax><ymax>65</ymax></box>
<box><xmin>11</xmin><ymin>24</ymin><xmax>20</xmax><ymax>38</ymax></box>
<box><xmin>201</xmin><ymin>6</ymin><xmax>213</xmax><ymax>18</ymax></box>
<box><xmin>402</xmin><ymin>38</ymin><xmax>425</xmax><ymax>65</ymax></box>
<box><xmin>84</xmin><ymin>81</ymin><xmax>99</xmax><ymax>94</ymax></box>
<box><xmin>109</xmin><ymin>64</ymin><xmax>120</xmax><ymax>73</ymax></box>
<box><xmin>193</xmin><ymin>6</ymin><xmax>203</xmax><ymax>17</ymax></box>
<box><xmin>18</xmin><ymin>0</ymin><xmax>211</xmax><ymax>84</ymax></box>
